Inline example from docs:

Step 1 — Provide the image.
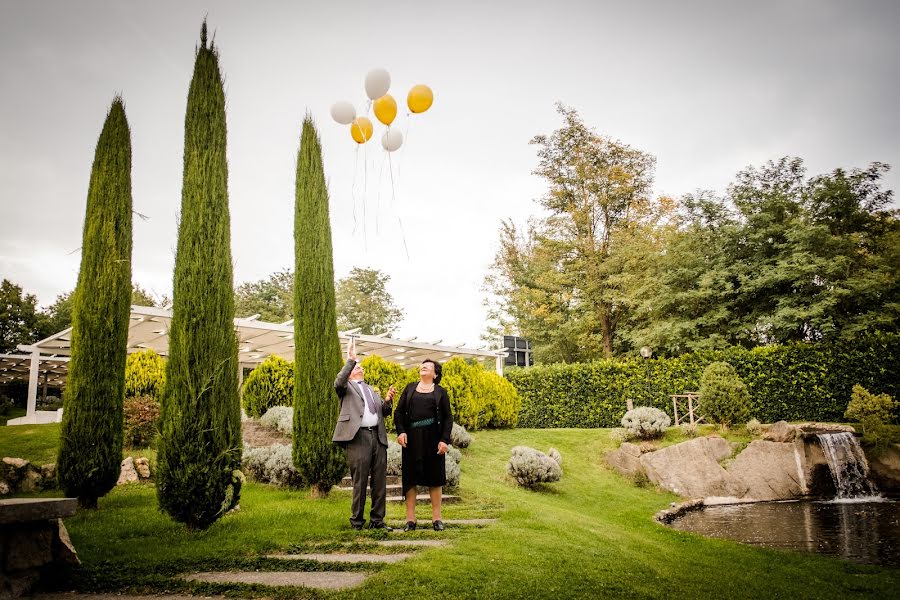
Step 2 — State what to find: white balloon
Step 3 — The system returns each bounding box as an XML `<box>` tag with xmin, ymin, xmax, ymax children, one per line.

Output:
<box><xmin>381</xmin><ymin>129</ymin><xmax>403</xmax><ymax>152</ymax></box>
<box><xmin>330</xmin><ymin>101</ymin><xmax>356</xmax><ymax>125</ymax></box>
<box><xmin>364</xmin><ymin>68</ymin><xmax>391</xmax><ymax>100</ymax></box>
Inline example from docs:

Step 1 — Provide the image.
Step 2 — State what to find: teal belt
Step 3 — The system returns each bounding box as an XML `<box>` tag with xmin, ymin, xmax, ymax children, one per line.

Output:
<box><xmin>410</xmin><ymin>417</ymin><xmax>435</xmax><ymax>428</ymax></box>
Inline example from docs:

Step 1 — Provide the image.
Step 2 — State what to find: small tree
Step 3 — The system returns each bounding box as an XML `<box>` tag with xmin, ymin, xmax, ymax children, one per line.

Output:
<box><xmin>124</xmin><ymin>349</ymin><xmax>166</xmax><ymax>399</ymax></box>
<box><xmin>242</xmin><ymin>355</ymin><xmax>294</xmax><ymax>418</ymax></box>
<box><xmin>157</xmin><ymin>22</ymin><xmax>242</xmax><ymax>529</ymax></box>
<box><xmin>845</xmin><ymin>384</ymin><xmax>897</xmax><ymax>435</ymax></box>
<box><xmin>335</xmin><ymin>268</ymin><xmax>404</xmax><ymax>335</ymax></box>
<box><xmin>292</xmin><ymin>115</ymin><xmax>346</xmax><ymax>497</ymax></box>
<box><xmin>57</xmin><ymin>97</ymin><xmax>133</xmax><ymax>508</ymax></box>
<box><xmin>698</xmin><ymin>361</ymin><xmax>750</xmax><ymax>428</ymax></box>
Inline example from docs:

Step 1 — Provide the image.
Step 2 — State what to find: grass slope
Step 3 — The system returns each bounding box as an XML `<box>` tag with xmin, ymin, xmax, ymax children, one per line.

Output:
<box><xmin>1</xmin><ymin>425</ymin><xmax>896</xmax><ymax>598</ymax></box>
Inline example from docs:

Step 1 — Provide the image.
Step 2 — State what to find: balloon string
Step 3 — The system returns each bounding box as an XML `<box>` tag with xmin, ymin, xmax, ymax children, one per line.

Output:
<box><xmin>376</xmin><ymin>148</ymin><xmax>387</xmax><ymax>235</ymax></box>
<box><xmin>362</xmin><ymin>132</ymin><xmax>368</xmax><ymax>252</ymax></box>
<box><xmin>388</xmin><ymin>151</ymin><xmax>410</xmax><ymax>260</ymax></box>
<box><xmin>351</xmin><ymin>144</ymin><xmax>359</xmax><ymax>236</ymax></box>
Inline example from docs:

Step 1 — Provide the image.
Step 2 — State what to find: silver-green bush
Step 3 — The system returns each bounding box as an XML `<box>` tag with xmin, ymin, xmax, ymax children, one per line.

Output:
<box><xmin>745</xmin><ymin>418</ymin><xmax>763</xmax><ymax>436</ymax></box>
<box><xmin>242</xmin><ymin>444</ymin><xmax>302</xmax><ymax>487</ymax></box>
<box><xmin>260</xmin><ymin>406</ymin><xmax>293</xmax><ymax>436</ymax></box>
<box><xmin>451</xmin><ymin>423</ymin><xmax>473</xmax><ymax>448</ymax></box>
<box><xmin>506</xmin><ymin>446</ymin><xmax>562</xmax><ymax>488</ymax></box>
<box><xmin>621</xmin><ymin>406</ymin><xmax>671</xmax><ymax>440</ymax></box>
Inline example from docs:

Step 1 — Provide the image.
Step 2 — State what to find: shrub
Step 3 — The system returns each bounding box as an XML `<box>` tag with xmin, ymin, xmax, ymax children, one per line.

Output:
<box><xmin>608</xmin><ymin>428</ymin><xmax>628</xmax><ymax>446</ymax></box>
<box><xmin>451</xmin><ymin>423</ymin><xmax>472</xmax><ymax>448</ymax></box>
<box><xmin>242</xmin><ymin>355</ymin><xmax>294</xmax><ymax>419</ymax></box>
<box><xmin>547</xmin><ymin>447</ymin><xmax>562</xmax><ymax>465</ymax></box>
<box><xmin>0</xmin><ymin>395</ymin><xmax>13</xmax><ymax>416</ymax></box>
<box><xmin>37</xmin><ymin>395</ymin><xmax>63</xmax><ymax>411</ymax></box>
<box><xmin>745</xmin><ymin>418</ymin><xmax>763</xmax><ymax>437</ymax></box>
<box><xmin>844</xmin><ymin>385</ymin><xmax>896</xmax><ymax>434</ymax></box>
<box><xmin>679</xmin><ymin>423</ymin><xmax>699</xmax><ymax>438</ymax></box>
<box><xmin>124</xmin><ymin>349</ymin><xmax>166</xmax><ymax>399</ymax></box>
<box><xmin>260</xmin><ymin>405</ymin><xmax>294</xmax><ymax>436</ymax></box>
<box><xmin>387</xmin><ymin>441</ymin><xmax>402</xmax><ymax>476</ymax></box>
<box><xmin>621</xmin><ymin>406</ymin><xmax>670</xmax><ymax>440</ymax></box>
<box><xmin>507</xmin><ymin>446</ymin><xmax>562</xmax><ymax>488</ymax></box>
<box><xmin>698</xmin><ymin>362</ymin><xmax>751</xmax><ymax>427</ymax></box>
<box><xmin>242</xmin><ymin>444</ymin><xmax>303</xmax><ymax>487</ymax></box>
<box><xmin>124</xmin><ymin>395</ymin><xmax>160</xmax><ymax>448</ymax></box>
<box><xmin>507</xmin><ymin>334</ymin><xmax>900</xmax><ymax>427</ymax></box>
<box><xmin>446</xmin><ymin>446</ymin><xmax>462</xmax><ymax>488</ymax></box>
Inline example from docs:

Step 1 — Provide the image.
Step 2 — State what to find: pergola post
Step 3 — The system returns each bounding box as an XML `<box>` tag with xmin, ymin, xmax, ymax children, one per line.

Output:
<box><xmin>26</xmin><ymin>351</ymin><xmax>39</xmax><ymax>417</ymax></box>
<box><xmin>495</xmin><ymin>354</ymin><xmax>504</xmax><ymax>376</ymax></box>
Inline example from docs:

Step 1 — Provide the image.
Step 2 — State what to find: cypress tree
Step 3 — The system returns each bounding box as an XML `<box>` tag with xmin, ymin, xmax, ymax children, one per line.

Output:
<box><xmin>57</xmin><ymin>98</ymin><xmax>133</xmax><ymax>509</ymax></box>
<box><xmin>157</xmin><ymin>21</ymin><xmax>242</xmax><ymax>529</ymax></box>
<box><xmin>293</xmin><ymin>116</ymin><xmax>346</xmax><ymax>497</ymax></box>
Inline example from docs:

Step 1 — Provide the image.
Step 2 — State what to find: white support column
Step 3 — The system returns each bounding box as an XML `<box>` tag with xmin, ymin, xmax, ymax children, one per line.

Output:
<box><xmin>495</xmin><ymin>354</ymin><xmax>504</xmax><ymax>376</ymax></box>
<box><xmin>26</xmin><ymin>351</ymin><xmax>39</xmax><ymax>417</ymax></box>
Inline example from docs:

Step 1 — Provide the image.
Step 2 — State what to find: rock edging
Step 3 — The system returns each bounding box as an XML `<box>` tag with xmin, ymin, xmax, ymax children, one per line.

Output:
<box><xmin>654</xmin><ymin>499</ymin><xmax>704</xmax><ymax>524</ymax></box>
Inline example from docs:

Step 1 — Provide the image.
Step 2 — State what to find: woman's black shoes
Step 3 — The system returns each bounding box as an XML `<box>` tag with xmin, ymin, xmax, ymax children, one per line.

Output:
<box><xmin>433</xmin><ymin>520</ymin><xmax>445</xmax><ymax>531</ymax></box>
<box><xmin>403</xmin><ymin>521</ymin><xmax>416</xmax><ymax>532</ymax></box>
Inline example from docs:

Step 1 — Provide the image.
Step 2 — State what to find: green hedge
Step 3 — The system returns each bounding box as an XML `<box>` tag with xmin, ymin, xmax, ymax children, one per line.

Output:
<box><xmin>507</xmin><ymin>334</ymin><xmax>900</xmax><ymax>428</ymax></box>
<box><xmin>124</xmin><ymin>349</ymin><xmax>166</xmax><ymax>399</ymax></box>
<box><xmin>242</xmin><ymin>355</ymin><xmax>294</xmax><ymax>418</ymax></box>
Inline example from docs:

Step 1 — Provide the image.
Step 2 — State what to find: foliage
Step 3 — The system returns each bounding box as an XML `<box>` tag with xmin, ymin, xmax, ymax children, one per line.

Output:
<box><xmin>241</xmin><ymin>444</ymin><xmax>303</xmax><ymax>487</ymax></box>
<box><xmin>485</xmin><ymin>103</ymin><xmax>658</xmax><ymax>361</ymax></box>
<box><xmin>234</xmin><ymin>269</ymin><xmax>293</xmax><ymax>322</ymax></box>
<box><xmin>438</xmin><ymin>357</ymin><xmax>520</xmax><ymax>429</ymax></box>
<box><xmin>387</xmin><ymin>440</ymin><xmax>402</xmax><ymax>476</ymax></box>
<box><xmin>698</xmin><ymin>362</ymin><xmax>751</xmax><ymax>427</ymax></box>
<box><xmin>57</xmin><ymin>97</ymin><xmax>133</xmax><ymax>509</ymax></box>
<box><xmin>451</xmin><ymin>423</ymin><xmax>472</xmax><ymax>448</ymax></box>
<box><xmin>123</xmin><ymin>395</ymin><xmax>160</xmax><ymax>449</ymax></box>
<box><xmin>357</xmin><ymin>354</ymin><xmax>414</xmax><ymax>431</ymax></box>
<box><xmin>259</xmin><ymin>406</ymin><xmax>293</xmax><ymax>436</ymax></box>
<box><xmin>445</xmin><ymin>445</ymin><xmax>462</xmax><ymax>488</ymax></box>
<box><xmin>157</xmin><ymin>23</ymin><xmax>242</xmax><ymax>529</ymax></box>
<box><xmin>124</xmin><ymin>349</ymin><xmax>166</xmax><ymax>399</ymax></box>
<box><xmin>508</xmin><ymin>334</ymin><xmax>900</xmax><ymax>427</ymax></box>
<box><xmin>241</xmin><ymin>355</ymin><xmax>294</xmax><ymax>418</ymax></box>
<box><xmin>679</xmin><ymin>423</ymin><xmax>699</xmax><ymax>438</ymax></box>
<box><xmin>507</xmin><ymin>445</ymin><xmax>562</xmax><ymax>488</ymax></box>
<box><xmin>335</xmin><ymin>267</ymin><xmax>404</xmax><ymax>335</ymax></box>
<box><xmin>0</xmin><ymin>279</ymin><xmax>48</xmax><ymax>352</ymax></box>
<box><xmin>745</xmin><ymin>418</ymin><xmax>763</xmax><ymax>437</ymax></box>
<box><xmin>621</xmin><ymin>406</ymin><xmax>670</xmax><ymax>440</ymax></box>
<box><xmin>292</xmin><ymin>115</ymin><xmax>346</xmax><ymax>497</ymax></box>
<box><xmin>845</xmin><ymin>384</ymin><xmax>897</xmax><ymax>435</ymax></box>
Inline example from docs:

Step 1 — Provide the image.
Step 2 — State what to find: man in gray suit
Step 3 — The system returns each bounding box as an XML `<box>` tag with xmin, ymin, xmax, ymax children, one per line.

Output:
<box><xmin>333</xmin><ymin>338</ymin><xmax>396</xmax><ymax>530</ymax></box>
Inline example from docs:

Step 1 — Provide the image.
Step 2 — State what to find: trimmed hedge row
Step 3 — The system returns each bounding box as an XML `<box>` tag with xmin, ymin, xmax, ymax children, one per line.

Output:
<box><xmin>507</xmin><ymin>334</ymin><xmax>900</xmax><ymax>428</ymax></box>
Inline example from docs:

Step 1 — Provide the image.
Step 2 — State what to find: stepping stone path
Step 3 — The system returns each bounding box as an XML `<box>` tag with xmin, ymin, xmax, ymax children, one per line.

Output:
<box><xmin>337</xmin><ymin>475</ymin><xmax>462</xmax><ymax>504</ymax></box>
<box><xmin>267</xmin><ymin>552</ymin><xmax>413</xmax><ymax>563</ymax></box>
<box><xmin>180</xmin><ymin>571</ymin><xmax>367</xmax><ymax>590</ymax></box>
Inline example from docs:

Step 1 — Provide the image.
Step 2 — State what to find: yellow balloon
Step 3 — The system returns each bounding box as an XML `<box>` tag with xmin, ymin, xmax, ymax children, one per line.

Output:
<box><xmin>350</xmin><ymin>117</ymin><xmax>373</xmax><ymax>144</ymax></box>
<box><xmin>407</xmin><ymin>84</ymin><xmax>433</xmax><ymax>114</ymax></box>
<box><xmin>373</xmin><ymin>94</ymin><xmax>397</xmax><ymax>126</ymax></box>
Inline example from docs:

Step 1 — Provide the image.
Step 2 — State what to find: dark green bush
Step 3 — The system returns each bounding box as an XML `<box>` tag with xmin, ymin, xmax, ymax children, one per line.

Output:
<box><xmin>242</xmin><ymin>355</ymin><xmax>294</xmax><ymax>418</ymax></box>
<box><xmin>508</xmin><ymin>334</ymin><xmax>900</xmax><ymax>428</ymax></box>
<box><xmin>124</xmin><ymin>395</ymin><xmax>160</xmax><ymax>448</ymax></box>
<box><xmin>698</xmin><ymin>362</ymin><xmax>750</xmax><ymax>427</ymax></box>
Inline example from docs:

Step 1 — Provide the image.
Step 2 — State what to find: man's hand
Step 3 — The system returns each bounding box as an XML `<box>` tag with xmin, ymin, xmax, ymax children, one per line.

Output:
<box><xmin>348</xmin><ymin>337</ymin><xmax>357</xmax><ymax>361</ymax></box>
<box><xmin>386</xmin><ymin>385</ymin><xmax>396</xmax><ymax>402</ymax></box>
<box><xmin>397</xmin><ymin>433</ymin><xmax>408</xmax><ymax>448</ymax></box>
<box><xmin>437</xmin><ymin>442</ymin><xmax>448</xmax><ymax>455</ymax></box>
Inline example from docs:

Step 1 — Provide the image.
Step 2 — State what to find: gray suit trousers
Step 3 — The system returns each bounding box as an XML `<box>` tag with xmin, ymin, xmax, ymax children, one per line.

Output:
<box><xmin>346</xmin><ymin>428</ymin><xmax>387</xmax><ymax>527</ymax></box>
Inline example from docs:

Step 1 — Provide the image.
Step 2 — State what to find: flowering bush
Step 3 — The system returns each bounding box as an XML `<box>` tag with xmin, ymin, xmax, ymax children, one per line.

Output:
<box><xmin>242</xmin><ymin>444</ymin><xmax>303</xmax><ymax>487</ymax></box>
<box><xmin>506</xmin><ymin>446</ymin><xmax>562</xmax><ymax>488</ymax></box>
<box><xmin>451</xmin><ymin>423</ymin><xmax>472</xmax><ymax>448</ymax></box>
<box><xmin>260</xmin><ymin>406</ymin><xmax>293</xmax><ymax>436</ymax></box>
<box><xmin>621</xmin><ymin>406</ymin><xmax>671</xmax><ymax>440</ymax></box>
<box><xmin>123</xmin><ymin>395</ymin><xmax>160</xmax><ymax>448</ymax></box>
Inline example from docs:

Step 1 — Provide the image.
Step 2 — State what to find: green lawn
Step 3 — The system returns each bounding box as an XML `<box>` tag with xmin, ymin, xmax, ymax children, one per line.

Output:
<box><xmin>0</xmin><ymin>422</ymin><xmax>60</xmax><ymax>463</ymax></box>
<box><xmin>1</xmin><ymin>425</ymin><xmax>896</xmax><ymax>598</ymax></box>
<box><xmin>0</xmin><ymin>406</ymin><xmax>27</xmax><ymax>426</ymax></box>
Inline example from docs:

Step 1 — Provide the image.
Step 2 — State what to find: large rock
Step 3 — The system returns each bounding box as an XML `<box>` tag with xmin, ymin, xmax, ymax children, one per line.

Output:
<box><xmin>726</xmin><ymin>440</ymin><xmax>807</xmax><ymax>500</ymax></box>
<box><xmin>17</xmin><ymin>470</ymin><xmax>42</xmax><ymax>494</ymax></box>
<box><xmin>763</xmin><ymin>421</ymin><xmax>797</xmax><ymax>442</ymax></box>
<box><xmin>606</xmin><ymin>442</ymin><xmax>643</xmax><ymax>477</ymax></box>
<box><xmin>0</xmin><ymin>481</ymin><xmax>9</xmax><ymax>496</ymax></box>
<box><xmin>39</xmin><ymin>464</ymin><xmax>56</xmax><ymax>490</ymax></box>
<box><xmin>134</xmin><ymin>457</ymin><xmax>151</xmax><ymax>479</ymax></box>
<box><xmin>1</xmin><ymin>458</ymin><xmax>30</xmax><ymax>486</ymax></box>
<box><xmin>639</xmin><ymin>436</ymin><xmax>747</xmax><ymax>499</ymax></box>
<box><xmin>867</xmin><ymin>444</ymin><xmax>900</xmax><ymax>492</ymax></box>
<box><xmin>116</xmin><ymin>457</ymin><xmax>139</xmax><ymax>485</ymax></box>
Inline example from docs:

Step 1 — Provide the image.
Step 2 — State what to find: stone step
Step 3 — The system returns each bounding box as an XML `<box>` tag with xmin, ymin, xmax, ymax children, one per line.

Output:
<box><xmin>268</xmin><ymin>552</ymin><xmax>411</xmax><ymax>564</ymax></box>
<box><xmin>386</xmin><ymin>517</ymin><xmax>497</xmax><ymax>527</ymax></box>
<box><xmin>179</xmin><ymin>571</ymin><xmax>366</xmax><ymax>591</ymax></box>
<box><xmin>336</xmin><ymin>483</ymin><xmax>404</xmax><ymax>494</ymax></box>
<box><xmin>341</xmin><ymin>475</ymin><xmax>400</xmax><ymax>486</ymax></box>
<box><xmin>388</xmin><ymin>494</ymin><xmax>460</xmax><ymax>504</ymax></box>
<box><xmin>377</xmin><ymin>539</ymin><xmax>448</xmax><ymax>548</ymax></box>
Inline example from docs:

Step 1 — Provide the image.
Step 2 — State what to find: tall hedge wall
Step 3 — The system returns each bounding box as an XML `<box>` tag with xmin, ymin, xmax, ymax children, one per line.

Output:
<box><xmin>507</xmin><ymin>335</ymin><xmax>900</xmax><ymax>428</ymax></box>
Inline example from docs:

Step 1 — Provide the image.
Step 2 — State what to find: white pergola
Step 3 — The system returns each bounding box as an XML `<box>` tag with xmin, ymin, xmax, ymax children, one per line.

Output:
<box><xmin>6</xmin><ymin>305</ymin><xmax>506</xmax><ymax>426</ymax></box>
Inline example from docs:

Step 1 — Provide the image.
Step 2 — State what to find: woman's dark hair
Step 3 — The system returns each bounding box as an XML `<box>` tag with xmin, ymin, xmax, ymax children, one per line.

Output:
<box><xmin>421</xmin><ymin>358</ymin><xmax>442</xmax><ymax>385</ymax></box>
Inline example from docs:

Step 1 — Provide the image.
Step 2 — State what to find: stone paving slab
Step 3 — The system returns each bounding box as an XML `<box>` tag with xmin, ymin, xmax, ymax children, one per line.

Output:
<box><xmin>0</xmin><ymin>497</ymin><xmax>77</xmax><ymax>524</ymax></box>
<box><xmin>180</xmin><ymin>571</ymin><xmax>367</xmax><ymax>590</ymax></box>
<box><xmin>387</xmin><ymin>494</ymin><xmax>460</xmax><ymax>504</ymax></box>
<box><xmin>377</xmin><ymin>539</ymin><xmax>448</xmax><ymax>547</ymax></box>
<box><xmin>386</xmin><ymin>518</ymin><xmax>497</xmax><ymax>527</ymax></box>
<box><xmin>267</xmin><ymin>552</ymin><xmax>412</xmax><ymax>563</ymax></box>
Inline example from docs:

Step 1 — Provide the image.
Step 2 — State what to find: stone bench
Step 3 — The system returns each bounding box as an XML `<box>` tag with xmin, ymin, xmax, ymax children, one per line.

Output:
<box><xmin>0</xmin><ymin>498</ymin><xmax>79</xmax><ymax>598</ymax></box>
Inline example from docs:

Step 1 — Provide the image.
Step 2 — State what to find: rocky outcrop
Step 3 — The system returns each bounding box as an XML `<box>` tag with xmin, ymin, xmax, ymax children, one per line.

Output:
<box><xmin>763</xmin><ymin>421</ymin><xmax>797</xmax><ymax>442</ymax></box>
<box><xmin>638</xmin><ymin>436</ymin><xmax>747</xmax><ymax>498</ymax></box>
<box><xmin>605</xmin><ymin>442</ymin><xmax>643</xmax><ymax>477</ymax></box>
<box><xmin>727</xmin><ymin>440</ymin><xmax>806</xmax><ymax>501</ymax></box>
<box><xmin>868</xmin><ymin>444</ymin><xmax>900</xmax><ymax>491</ymax></box>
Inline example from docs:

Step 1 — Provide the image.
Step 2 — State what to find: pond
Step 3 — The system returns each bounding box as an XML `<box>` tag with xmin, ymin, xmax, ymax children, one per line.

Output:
<box><xmin>669</xmin><ymin>497</ymin><xmax>900</xmax><ymax>567</ymax></box>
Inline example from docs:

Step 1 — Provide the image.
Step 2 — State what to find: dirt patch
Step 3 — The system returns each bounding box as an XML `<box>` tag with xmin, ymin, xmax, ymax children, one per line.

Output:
<box><xmin>242</xmin><ymin>420</ymin><xmax>291</xmax><ymax>448</ymax></box>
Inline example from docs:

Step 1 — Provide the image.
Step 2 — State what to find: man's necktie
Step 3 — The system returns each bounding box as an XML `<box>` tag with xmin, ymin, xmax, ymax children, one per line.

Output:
<box><xmin>359</xmin><ymin>382</ymin><xmax>377</xmax><ymax>414</ymax></box>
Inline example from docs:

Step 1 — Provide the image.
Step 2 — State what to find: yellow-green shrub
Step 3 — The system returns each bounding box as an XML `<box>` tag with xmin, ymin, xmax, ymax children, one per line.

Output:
<box><xmin>242</xmin><ymin>355</ymin><xmax>294</xmax><ymax>418</ymax></box>
<box><xmin>124</xmin><ymin>349</ymin><xmax>166</xmax><ymax>399</ymax></box>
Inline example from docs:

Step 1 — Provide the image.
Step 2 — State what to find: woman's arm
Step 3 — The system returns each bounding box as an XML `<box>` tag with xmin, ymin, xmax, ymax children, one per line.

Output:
<box><xmin>438</xmin><ymin>386</ymin><xmax>453</xmax><ymax>444</ymax></box>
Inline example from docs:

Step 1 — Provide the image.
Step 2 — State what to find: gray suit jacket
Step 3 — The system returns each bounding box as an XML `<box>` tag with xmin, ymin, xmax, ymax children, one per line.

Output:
<box><xmin>332</xmin><ymin>358</ymin><xmax>392</xmax><ymax>447</ymax></box>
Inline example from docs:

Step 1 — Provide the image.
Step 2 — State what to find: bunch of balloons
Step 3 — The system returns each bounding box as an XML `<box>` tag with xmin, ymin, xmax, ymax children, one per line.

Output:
<box><xmin>330</xmin><ymin>68</ymin><xmax>433</xmax><ymax>152</ymax></box>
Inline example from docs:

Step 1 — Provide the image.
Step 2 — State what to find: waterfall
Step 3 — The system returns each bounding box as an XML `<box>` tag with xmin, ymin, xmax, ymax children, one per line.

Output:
<box><xmin>816</xmin><ymin>432</ymin><xmax>877</xmax><ymax>499</ymax></box>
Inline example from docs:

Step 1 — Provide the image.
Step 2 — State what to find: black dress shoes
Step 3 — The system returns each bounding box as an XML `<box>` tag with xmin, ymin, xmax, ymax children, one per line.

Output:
<box><xmin>403</xmin><ymin>521</ymin><xmax>416</xmax><ymax>532</ymax></box>
<box><xmin>369</xmin><ymin>522</ymin><xmax>393</xmax><ymax>532</ymax></box>
<box><xmin>433</xmin><ymin>520</ymin><xmax>445</xmax><ymax>531</ymax></box>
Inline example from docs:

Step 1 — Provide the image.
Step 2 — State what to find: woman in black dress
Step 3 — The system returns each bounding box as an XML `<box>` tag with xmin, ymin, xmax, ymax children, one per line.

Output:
<box><xmin>395</xmin><ymin>358</ymin><xmax>453</xmax><ymax>531</ymax></box>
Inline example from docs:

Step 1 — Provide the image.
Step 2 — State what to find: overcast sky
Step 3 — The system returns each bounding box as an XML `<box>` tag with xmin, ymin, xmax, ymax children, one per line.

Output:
<box><xmin>1</xmin><ymin>0</ymin><xmax>898</xmax><ymax>348</ymax></box>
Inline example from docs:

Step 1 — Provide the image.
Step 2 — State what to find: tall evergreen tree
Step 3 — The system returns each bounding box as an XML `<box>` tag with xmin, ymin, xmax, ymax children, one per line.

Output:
<box><xmin>57</xmin><ymin>98</ymin><xmax>133</xmax><ymax>508</ymax></box>
<box><xmin>292</xmin><ymin>116</ymin><xmax>346</xmax><ymax>497</ymax></box>
<box><xmin>157</xmin><ymin>22</ymin><xmax>242</xmax><ymax>529</ymax></box>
